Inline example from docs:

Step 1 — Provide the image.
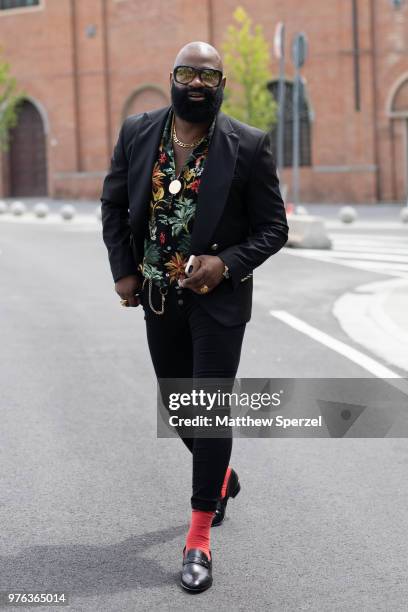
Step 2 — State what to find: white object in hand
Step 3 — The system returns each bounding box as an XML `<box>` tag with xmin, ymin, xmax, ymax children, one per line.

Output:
<box><xmin>185</xmin><ymin>255</ymin><xmax>196</xmax><ymax>275</ymax></box>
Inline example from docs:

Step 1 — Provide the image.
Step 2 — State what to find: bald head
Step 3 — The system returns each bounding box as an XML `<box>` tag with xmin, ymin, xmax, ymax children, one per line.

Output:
<box><xmin>173</xmin><ymin>41</ymin><xmax>223</xmax><ymax>73</ymax></box>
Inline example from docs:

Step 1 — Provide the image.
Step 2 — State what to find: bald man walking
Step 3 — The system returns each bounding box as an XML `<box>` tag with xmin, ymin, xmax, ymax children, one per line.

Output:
<box><xmin>101</xmin><ymin>41</ymin><xmax>288</xmax><ymax>593</ymax></box>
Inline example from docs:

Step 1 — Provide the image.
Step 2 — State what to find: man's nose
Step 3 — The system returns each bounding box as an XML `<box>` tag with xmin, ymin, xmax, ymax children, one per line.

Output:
<box><xmin>190</xmin><ymin>74</ymin><xmax>204</xmax><ymax>87</ymax></box>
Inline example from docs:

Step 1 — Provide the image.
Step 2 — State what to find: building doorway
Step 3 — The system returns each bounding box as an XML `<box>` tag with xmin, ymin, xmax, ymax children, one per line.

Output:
<box><xmin>8</xmin><ymin>99</ymin><xmax>48</xmax><ymax>197</ymax></box>
<box><xmin>389</xmin><ymin>76</ymin><xmax>408</xmax><ymax>202</ymax></box>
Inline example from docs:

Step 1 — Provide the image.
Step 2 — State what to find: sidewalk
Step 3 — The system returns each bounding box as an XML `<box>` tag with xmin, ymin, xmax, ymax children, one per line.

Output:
<box><xmin>382</xmin><ymin>282</ymin><xmax>408</xmax><ymax>338</ymax></box>
<box><xmin>1</xmin><ymin>197</ymin><xmax>408</xmax><ymax>224</ymax></box>
<box><xmin>333</xmin><ymin>278</ymin><xmax>408</xmax><ymax>374</ymax></box>
<box><xmin>2</xmin><ymin>197</ymin><xmax>407</xmax><ymax>213</ymax></box>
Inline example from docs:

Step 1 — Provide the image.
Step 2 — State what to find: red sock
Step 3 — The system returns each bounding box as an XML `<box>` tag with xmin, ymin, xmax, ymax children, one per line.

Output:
<box><xmin>185</xmin><ymin>509</ymin><xmax>215</xmax><ymax>560</ymax></box>
<box><xmin>221</xmin><ymin>466</ymin><xmax>232</xmax><ymax>498</ymax></box>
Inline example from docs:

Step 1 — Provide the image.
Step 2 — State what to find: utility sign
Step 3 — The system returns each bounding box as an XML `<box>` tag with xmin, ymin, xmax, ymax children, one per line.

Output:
<box><xmin>274</xmin><ymin>21</ymin><xmax>286</xmax><ymax>172</ymax></box>
<box><xmin>291</xmin><ymin>32</ymin><xmax>308</xmax><ymax>205</ymax></box>
<box><xmin>274</xmin><ymin>22</ymin><xmax>285</xmax><ymax>59</ymax></box>
<box><xmin>292</xmin><ymin>33</ymin><xmax>308</xmax><ymax>69</ymax></box>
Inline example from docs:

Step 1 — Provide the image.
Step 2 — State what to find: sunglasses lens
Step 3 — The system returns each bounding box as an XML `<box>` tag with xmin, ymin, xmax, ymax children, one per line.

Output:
<box><xmin>174</xmin><ymin>66</ymin><xmax>222</xmax><ymax>87</ymax></box>
<box><xmin>175</xmin><ymin>66</ymin><xmax>195</xmax><ymax>84</ymax></box>
<box><xmin>201</xmin><ymin>69</ymin><xmax>221</xmax><ymax>87</ymax></box>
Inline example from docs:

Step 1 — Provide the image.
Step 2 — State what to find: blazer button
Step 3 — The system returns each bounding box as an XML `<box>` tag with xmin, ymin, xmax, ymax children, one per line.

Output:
<box><xmin>210</xmin><ymin>243</ymin><xmax>219</xmax><ymax>251</ymax></box>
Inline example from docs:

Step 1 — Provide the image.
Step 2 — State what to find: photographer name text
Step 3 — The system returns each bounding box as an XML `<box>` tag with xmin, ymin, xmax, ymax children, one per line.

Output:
<box><xmin>168</xmin><ymin>415</ymin><xmax>323</xmax><ymax>428</ymax></box>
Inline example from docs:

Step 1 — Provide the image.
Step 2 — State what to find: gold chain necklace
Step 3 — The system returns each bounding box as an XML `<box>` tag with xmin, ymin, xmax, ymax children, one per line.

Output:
<box><xmin>171</xmin><ymin>114</ymin><xmax>206</xmax><ymax>149</ymax></box>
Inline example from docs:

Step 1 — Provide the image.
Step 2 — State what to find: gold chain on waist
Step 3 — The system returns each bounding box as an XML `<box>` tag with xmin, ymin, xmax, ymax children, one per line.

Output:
<box><xmin>146</xmin><ymin>278</ymin><xmax>168</xmax><ymax>315</ymax></box>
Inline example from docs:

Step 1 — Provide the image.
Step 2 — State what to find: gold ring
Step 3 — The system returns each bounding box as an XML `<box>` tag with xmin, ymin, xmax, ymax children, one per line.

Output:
<box><xmin>199</xmin><ymin>284</ymin><xmax>209</xmax><ymax>294</ymax></box>
<box><xmin>120</xmin><ymin>298</ymin><xmax>129</xmax><ymax>307</ymax></box>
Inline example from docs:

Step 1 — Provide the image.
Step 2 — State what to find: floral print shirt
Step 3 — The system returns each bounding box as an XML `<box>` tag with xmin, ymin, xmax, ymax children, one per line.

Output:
<box><xmin>138</xmin><ymin>108</ymin><xmax>215</xmax><ymax>289</ymax></box>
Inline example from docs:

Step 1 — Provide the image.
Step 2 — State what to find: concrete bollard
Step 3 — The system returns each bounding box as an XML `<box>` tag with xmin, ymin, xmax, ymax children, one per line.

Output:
<box><xmin>60</xmin><ymin>204</ymin><xmax>76</xmax><ymax>220</ymax></box>
<box><xmin>339</xmin><ymin>205</ymin><xmax>357</xmax><ymax>224</ymax></box>
<box><xmin>0</xmin><ymin>200</ymin><xmax>8</xmax><ymax>214</ymax></box>
<box><xmin>287</xmin><ymin>214</ymin><xmax>332</xmax><ymax>249</ymax></box>
<box><xmin>34</xmin><ymin>202</ymin><xmax>50</xmax><ymax>218</ymax></box>
<box><xmin>10</xmin><ymin>200</ymin><xmax>27</xmax><ymax>216</ymax></box>
<box><xmin>400</xmin><ymin>207</ymin><xmax>408</xmax><ymax>224</ymax></box>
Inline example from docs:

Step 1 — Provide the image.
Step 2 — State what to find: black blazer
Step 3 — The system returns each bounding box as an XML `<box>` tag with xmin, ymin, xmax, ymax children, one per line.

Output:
<box><xmin>100</xmin><ymin>104</ymin><xmax>289</xmax><ymax>326</ymax></box>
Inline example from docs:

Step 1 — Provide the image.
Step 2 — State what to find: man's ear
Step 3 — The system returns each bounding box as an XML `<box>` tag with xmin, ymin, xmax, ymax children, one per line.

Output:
<box><xmin>221</xmin><ymin>76</ymin><xmax>226</xmax><ymax>90</ymax></box>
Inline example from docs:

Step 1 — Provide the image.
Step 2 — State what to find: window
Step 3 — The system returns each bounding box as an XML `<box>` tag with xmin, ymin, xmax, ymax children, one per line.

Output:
<box><xmin>0</xmin><ymin>0</ymin><xmax>40</xmax><ymax>9</ymax></box>
<box><xmin>267</xmin><ymin>80</ymin><xmax>312</xmax><ymax>167</ymax></box>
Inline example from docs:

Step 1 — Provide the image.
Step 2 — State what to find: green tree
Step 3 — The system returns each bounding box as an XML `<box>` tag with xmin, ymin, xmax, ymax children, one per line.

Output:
<box><xmin>0</xmin><ymin>47</ymin><xmax>26</xmax><ymax>152</ymax></box>
<box><xmin>221</xmin><ymin>6</ymin><xmax>277</xmax><ymax>131</ymax></box>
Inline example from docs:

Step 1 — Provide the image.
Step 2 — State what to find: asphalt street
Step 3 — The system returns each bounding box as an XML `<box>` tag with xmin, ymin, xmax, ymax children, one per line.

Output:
<box><xmin>1</xmin><ymin>213</ymin><xmax>408</xmax><ymax>611</ymax></box>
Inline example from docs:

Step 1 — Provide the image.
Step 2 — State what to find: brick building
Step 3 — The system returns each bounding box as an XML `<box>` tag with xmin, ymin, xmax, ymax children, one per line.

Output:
<box><xmin>0</xmin><ymin>0</ymin><xmax>407</xmax><ymax>203</ymax></box>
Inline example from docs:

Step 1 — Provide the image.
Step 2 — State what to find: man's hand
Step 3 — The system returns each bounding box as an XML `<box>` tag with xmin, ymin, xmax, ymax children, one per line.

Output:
<box><xmin>180</xmin><ymin>255</ymin><xmax>225</xmax><ymax>294</ymax></box>
<box><xmin>115</xmin><ymin>274</ymin><xmax>143</xmax><ymax>307</ymax></box>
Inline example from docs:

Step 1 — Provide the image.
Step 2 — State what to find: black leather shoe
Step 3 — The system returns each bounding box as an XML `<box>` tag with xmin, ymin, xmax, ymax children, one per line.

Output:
<box><xmin>180</xmin><ymin>546</ymin><xmax>213</xmax><ymax>593</ymax></box>
<box><xmin>212</xmin><ymin>467</ymin><xmax>241</xmax><ymax>527</ymax></box>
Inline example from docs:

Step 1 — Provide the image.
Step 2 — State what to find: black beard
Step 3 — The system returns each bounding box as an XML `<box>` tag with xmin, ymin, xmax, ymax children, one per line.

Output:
<box><xmin>170</xmin><ymin>81</ymin><xmax>224</xmax><ymax>123</ymax></box>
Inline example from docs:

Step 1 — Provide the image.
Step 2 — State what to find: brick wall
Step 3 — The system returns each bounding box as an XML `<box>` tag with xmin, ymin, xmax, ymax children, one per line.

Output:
<box><xmin>0</xmin><ymin>0</ymin><xmax>407</xmax><ymax>203</ymax></box>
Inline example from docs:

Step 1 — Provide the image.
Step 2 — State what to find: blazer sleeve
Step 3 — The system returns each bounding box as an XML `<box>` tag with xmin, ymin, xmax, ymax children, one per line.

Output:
<box><xmin>100</xmin><ymin>118</ymin><xmax>139</xmax><ymax>283</ymax></box>
<box><xmin>217</xmin><ymin>131</ymin><xmax>289</xmax><ymax>289</ymax></box>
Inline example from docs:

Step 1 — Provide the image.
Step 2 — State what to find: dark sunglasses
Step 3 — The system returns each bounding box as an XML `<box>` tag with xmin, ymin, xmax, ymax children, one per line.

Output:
<box><xmin>173</xmin><ymin>65</ymin><xmax>223</xmax><ymax>88</ymax></box>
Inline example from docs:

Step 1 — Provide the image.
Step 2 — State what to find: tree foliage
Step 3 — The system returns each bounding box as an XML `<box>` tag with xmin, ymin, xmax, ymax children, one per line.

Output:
<box><xmin>221</xmin><ymin>6</ymin><xmax>277</xmax><ymax>130</ymax></box>
<box><xmin>0</xmin><ymin>47</ymin><xmax>26</xmax><ymax>152</ymax></box>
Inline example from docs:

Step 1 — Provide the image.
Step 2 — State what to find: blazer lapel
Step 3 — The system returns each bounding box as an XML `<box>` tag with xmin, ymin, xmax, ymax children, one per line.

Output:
<box><xmin>190</xmin><ymin>112</ymin><xmax>239</xmax><ymax>254</ymax></box>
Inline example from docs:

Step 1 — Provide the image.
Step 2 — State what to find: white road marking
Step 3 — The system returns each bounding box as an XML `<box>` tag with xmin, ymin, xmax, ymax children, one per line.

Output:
<box><xmin>284</xmin><ymin>232</ymin><xmax>408</xmax><ymax>278</ymax></box>
<box><xmin>333</xmin><ymin>237</ymin><xmax>408</xmax><ymax>245</ymax></box>
<box><xmin>284</xmin><ymin>251</ymin><xmax>408</xmax><ymax>277</ymax></box>
<box><xmin>269</xmin><ymin>309</ymin><xmax>402</xmax><ymax>379</ymax></box>
<box><xmin>291</xmin><ymin>250</ymin><xmax>408</xmax><ymax>263</ymax></box>
<box><xmin>329</xmin><ymin>233</ymin><xmax>408</xmax><ymax>241</ymax></box>
<box><xmin>332</xmin><ymin>245</ymin><xmax>408</xmax><ymax>255</ymax></box>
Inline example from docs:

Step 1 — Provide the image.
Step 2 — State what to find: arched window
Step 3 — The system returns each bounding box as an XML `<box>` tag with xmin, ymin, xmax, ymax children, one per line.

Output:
<box><xmin>123</xmin><ymin>85</ymin><xmax>169</xmax><ymax>119</ymax></box>
<box><xmin>267</xmin><ymin>80</ymin><xmax>312</xmax><ymax>167</ymax></box>
<box><xmin>390</xmin><ymin>77</ymin><xmax>408</xmax><ymax>115</ymax></box>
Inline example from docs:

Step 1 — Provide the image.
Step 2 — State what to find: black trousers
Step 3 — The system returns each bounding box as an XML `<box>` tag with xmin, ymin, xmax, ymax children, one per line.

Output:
<box><xmin>140</xmin><ymin>281</ymin><xmax>246</xmax><ymax>512</ymax></box>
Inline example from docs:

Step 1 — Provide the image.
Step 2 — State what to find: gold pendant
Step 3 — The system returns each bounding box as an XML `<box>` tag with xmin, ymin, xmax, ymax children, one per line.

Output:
<box><xmin>169</xmin><ymin>179</ymin><xmax>182</xmax><ymax>194</ymax></box>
